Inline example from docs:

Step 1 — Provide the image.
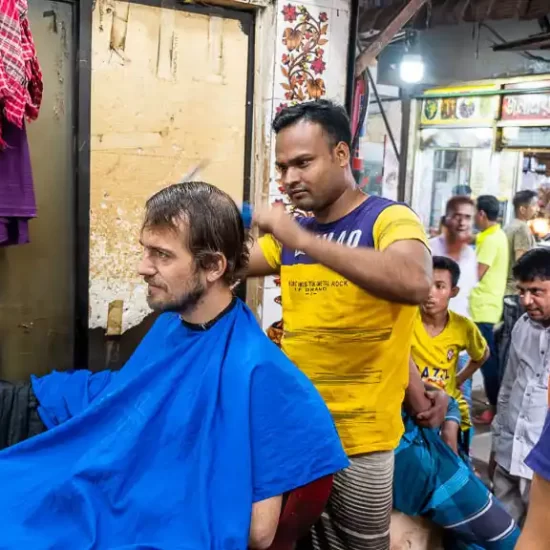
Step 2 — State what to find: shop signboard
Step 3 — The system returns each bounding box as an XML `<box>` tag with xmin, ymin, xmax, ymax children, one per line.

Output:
<box><xmin>419</xmin><ymin>127</ymin><xmax>493</xmax><ymax>149</ymax></box>
<box><xmin>421</xmin><ymin>95</ymin><xmax>499</xmax><ymax>126</ymax></box>
<box><xmin>501</xmin><ymin>92</ymin><xmax>550</xmax><ymax>123</ymax></box>
<box><xmin>501</xmin><ymin>126</ymin><xmax>550</xmax><ymax>148</ymax></box>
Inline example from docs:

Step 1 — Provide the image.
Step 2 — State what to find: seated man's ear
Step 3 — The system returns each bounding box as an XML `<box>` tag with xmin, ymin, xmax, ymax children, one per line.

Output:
<box><xmin>450</xmin><ymin>286</ymin><xmax>460</xmax><ymax>299</ymax></box>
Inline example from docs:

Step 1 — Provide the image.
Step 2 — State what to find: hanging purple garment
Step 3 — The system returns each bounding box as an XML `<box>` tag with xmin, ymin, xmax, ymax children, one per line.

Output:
<box><xmin>0</xmin><ymin>119</ymin><xmax>36</xmax><ymax>246</ymax></box>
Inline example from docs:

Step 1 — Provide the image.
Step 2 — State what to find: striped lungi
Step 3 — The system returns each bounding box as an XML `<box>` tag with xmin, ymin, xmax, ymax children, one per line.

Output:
<box><xmin>311</xmin><ymin>451</ymin><xmax>394</xmax><ymax>550</ymax></box>
<box><xmin>394</xmin><ymin>413</ymin><xmax>520</xmax><ymax>549</ymax></box>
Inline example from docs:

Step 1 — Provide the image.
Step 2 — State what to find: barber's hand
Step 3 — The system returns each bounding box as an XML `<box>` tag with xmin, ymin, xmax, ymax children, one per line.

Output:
<box><xmin>416</xmin><ymin>389</ymin><xmax>448</xmax><ymax>429</ymax></box>
<box><xmin>253</xmin><ymin>203</ymin><xmax>308</xmax><ymax>251</ymax></box>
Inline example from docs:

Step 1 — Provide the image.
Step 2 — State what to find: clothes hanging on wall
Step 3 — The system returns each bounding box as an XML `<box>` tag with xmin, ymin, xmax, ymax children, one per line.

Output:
<box><xmin>0</xmin><ymin>0</ymin><xmax>43</xmax><ymax>146</ymax></box>
<box><xmin>0</xmin><ymin>0</ymin><xmax>42</xmax><ymax>245</ymax></box>
<box><xmin>0</xmin><ymin>119</ymin><xmax>36</xmax><ymax>246</ymax></box>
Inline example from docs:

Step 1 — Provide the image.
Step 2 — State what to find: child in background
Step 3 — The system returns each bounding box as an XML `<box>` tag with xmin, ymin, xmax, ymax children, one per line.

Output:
<box><xmin>411</xmin><ymin>256</ymin><xmax>490</xmax><ymax>454</ymax></box>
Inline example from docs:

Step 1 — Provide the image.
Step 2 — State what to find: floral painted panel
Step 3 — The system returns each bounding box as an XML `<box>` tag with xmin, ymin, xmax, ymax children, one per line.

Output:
<box><xmin>278</xmin><ymin>4</ymin><xmax>329</xmax><ymax>109</ymax></box>
<box><xmin>267</xmin><ymin>3</ymin><xmax>329</xmax><ymax>328</ymax></box>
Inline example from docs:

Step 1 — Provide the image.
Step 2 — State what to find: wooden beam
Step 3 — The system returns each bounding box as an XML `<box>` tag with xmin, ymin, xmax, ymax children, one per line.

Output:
<box><xmin>456</xmin><ymin>0</ymin><xmax>471</xmax><ymax>22</ymax></box>
<box><xmin>486</xmin><ymin>0</ymin><xmax>498</xmax><ymax>20</ymax></box>
<box><xmin>516</xmin><ymin>0</ymin><xmax>531</xmax><ymax>19</ymax></box>
<box><xmin>355</xmin><ymin>0</ymin><xmax>430</xmax><ymax>77</ymax></box>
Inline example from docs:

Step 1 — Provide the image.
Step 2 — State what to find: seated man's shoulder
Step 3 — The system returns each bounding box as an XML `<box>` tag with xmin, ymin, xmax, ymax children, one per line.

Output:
<box><xmin>251</xmin><ymin>347</ymin><xmax>314</xmax><ymax>389</ymax></box>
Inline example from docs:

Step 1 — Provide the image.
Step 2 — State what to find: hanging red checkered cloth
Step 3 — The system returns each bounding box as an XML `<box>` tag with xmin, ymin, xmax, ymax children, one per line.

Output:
<box><xmin>0</xmin><ymin>0</ymin><xmax>42</xmax><ymax>146</ymax></box>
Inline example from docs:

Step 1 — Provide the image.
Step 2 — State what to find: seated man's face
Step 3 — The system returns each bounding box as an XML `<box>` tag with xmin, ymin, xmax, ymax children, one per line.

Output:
<box><xmin>138</xmin><ymin>224</ymin><xmax>206</xmax><ymax>314</ymax></box>
<box><xmin>421</xmin><ymin>269</ymin><xmax>457</xmax><ymax>316</ymax></box>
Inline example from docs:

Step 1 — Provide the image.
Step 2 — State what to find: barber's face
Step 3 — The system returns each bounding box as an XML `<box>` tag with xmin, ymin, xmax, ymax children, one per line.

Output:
<box><xmin>518</xmin><ymin>279</ymin><xmax>550</xmax><ymax>324</ymax></box>
<box><xmin>138</xmin><ymin>224</ymin><xmax>205</xmax><ymax>314</ymax></box>
<box><xmin>275</xmin><ymin>121</ymin><xmax>350</xmax><ymax>213</ymax></box>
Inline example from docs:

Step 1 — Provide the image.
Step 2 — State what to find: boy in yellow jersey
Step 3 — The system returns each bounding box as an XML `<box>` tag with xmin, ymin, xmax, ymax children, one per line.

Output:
<box><xmin>412</xmin><ymin>255</ymin><xmax>489</xmax><ymax>454</ymax></box>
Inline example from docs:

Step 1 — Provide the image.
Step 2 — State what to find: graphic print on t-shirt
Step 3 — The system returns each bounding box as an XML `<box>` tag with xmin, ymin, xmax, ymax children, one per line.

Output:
<box><xmin>259</xmin><ymin>196</ymin><xmax>429</xmax><ymax>455</ymax></box>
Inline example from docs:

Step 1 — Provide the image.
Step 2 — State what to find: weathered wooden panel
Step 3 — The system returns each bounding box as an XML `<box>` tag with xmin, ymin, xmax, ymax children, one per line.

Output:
<box><xmin>89</xmin><ymin>0</ymin><xmax>250</xmax><ymax>331</ymax></box>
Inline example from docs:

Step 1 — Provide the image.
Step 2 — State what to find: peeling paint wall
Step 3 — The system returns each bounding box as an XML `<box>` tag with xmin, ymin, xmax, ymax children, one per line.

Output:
<box><xmin>90</xmin><ymin>0</ymin><xmax>250</xmax><ymax>331</ymax></box>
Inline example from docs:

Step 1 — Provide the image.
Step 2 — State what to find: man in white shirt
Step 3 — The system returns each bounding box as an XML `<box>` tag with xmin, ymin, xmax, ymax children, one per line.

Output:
<box><xmin>430</xmin><ymin>196</ymin><xmax>479</xmax><ymax>432</ymax></box>
<box><xmin>490</xmin><ymin>248</ymin><xmax>550</xmax><ymax>525</ymax></box>
<box><xmin>430</xmin><ymin>196</ymin><xmax>478</xmax><ymax>318</ymax></box>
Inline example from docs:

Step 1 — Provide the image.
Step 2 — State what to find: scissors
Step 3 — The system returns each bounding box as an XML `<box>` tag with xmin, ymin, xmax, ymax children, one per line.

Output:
<box><xmin>178</xmin><ymin>159</ymin><xmax>210</xmax><ymax>183</ymax></box>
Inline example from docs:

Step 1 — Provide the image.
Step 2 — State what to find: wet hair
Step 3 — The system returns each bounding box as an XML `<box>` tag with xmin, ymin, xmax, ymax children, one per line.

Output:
<box><xmin>143</xmin><ymin>182</ymin><xmax>249</xmax><ymax>285</ymax></box>
<box><xmin>433</xmin><ymin>255</ymin><xmax>461</xmax><ymax>287</ymax></box>
<box><xmin>513</xmin><ymin>189</ymin><xmax>537</xmax><ymax>213</ymax></box>
<box><xmin>476</xmin><ymin>195</ymin><xmax>500</xmax><ymax>222</ymax></box>
<box><xmin>513</xmin><ymin>248</ymin><xmax>550</xmax><ymax>283</ymax></box>
<box><xmin>445</xmin><ymin>196</ymin><xmax>475</xmax><ymax>216</ymax></box>
<box><xmin>272</xmin><ymin>99</ymin><xmax>352</xmax><ymax>150</ymax></box>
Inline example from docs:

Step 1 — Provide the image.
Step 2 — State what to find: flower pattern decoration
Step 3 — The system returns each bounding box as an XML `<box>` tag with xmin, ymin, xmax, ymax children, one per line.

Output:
<box><xmin>271</xmin><ymin>4</ymin><xmax>326</xmax><ymax>311</ymax></box>
<box><xmin>280</xmin><ymin>4</ymin><xmax>329</xmax><ymax>103</ymax></box>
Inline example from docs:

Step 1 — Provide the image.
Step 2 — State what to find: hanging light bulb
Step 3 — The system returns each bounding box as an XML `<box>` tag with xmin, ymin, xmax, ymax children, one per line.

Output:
<box><xmin>399</xmin><ymin>53</ymin><xmax>425</xmax><ymax>84</ymax></box>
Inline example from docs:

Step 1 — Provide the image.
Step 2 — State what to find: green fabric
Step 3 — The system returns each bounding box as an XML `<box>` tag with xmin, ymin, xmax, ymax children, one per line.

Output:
<box><xmin>470</xmin><ymin>225</ymin><xmax>509</xmax><ymax>323</ymax></box>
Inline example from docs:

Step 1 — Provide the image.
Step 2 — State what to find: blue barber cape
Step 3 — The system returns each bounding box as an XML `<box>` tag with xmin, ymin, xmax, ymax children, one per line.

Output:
<box><xmin>0</xmin><ymin>299</ymin><xmax>348</xmax><ymax>549</ymax></box>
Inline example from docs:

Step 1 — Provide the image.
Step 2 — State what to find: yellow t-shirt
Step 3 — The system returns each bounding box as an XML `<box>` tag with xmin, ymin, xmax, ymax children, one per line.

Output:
<box><xmin>411</xmin><ymin>310</ymin><xmax>487</xmax><ymax>430</ymax></box>
<box><xmin>470</xmin><ymin>224</ymin><xmax>509</xmax><ymax>324</ymax></box>
<box><xmin>259</xmin><ymin>197</ymin><xmax>429</xmax><ymax>456</ymax></box>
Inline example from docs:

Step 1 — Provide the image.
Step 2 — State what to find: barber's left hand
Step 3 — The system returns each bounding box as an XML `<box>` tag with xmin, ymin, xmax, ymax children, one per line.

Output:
<box><xmin>253</xmin><ymin>203</ymin><xmax>308</xmax><ymax>251</ymax></box>
<box><xmin>416</xmin><ymin>389</ymin><xmax>448</xmax><ymax>429</ymax></box>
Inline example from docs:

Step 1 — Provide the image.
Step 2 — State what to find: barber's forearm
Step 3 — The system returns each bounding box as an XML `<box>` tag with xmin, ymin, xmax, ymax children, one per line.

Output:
<box><xmin>299</xmin><ymin>234</ymin><xmax>430</xmax><ymax>304</ymax></box>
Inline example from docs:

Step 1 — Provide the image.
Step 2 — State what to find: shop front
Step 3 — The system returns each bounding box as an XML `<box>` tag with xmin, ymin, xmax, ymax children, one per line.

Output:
<box><xmin>409</xmin><ymin>78</ymin><xmax>550</xmax><ymax>235</ymax></box>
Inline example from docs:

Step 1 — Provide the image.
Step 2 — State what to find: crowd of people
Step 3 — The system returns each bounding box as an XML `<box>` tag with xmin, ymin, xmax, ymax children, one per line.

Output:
<box><xmin>0</xmin><ymin>100</ymin><xmax>548</xmax><ymax>549</ymax></box>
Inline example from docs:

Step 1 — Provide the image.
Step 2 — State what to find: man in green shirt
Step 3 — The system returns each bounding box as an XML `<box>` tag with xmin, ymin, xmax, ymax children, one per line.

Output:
<box><xmin>470</xmin><ymin>195</ymin><xmax>509</xmax><ymax>424</ymax></box>
<box><xmin>499</xmin><ymin>190</ymin><xmax>538</xmax><ymax>378</ymax></box>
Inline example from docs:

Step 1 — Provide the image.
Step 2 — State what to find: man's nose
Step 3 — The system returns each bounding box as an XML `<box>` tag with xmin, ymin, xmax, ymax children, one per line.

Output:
<box><xmin>138</xmin><ymin>256</ymin><xmax>156</xmax><ymax>278</ymax></box>
<box><xmin>282</xmin><ymin>167</ymin><xmax>300</xmax><ymax>187</ymax></box>
<box><xmin>521</xmin><ymin>292</ymin><xmax>533</xmax><ymax>308</ymax></box>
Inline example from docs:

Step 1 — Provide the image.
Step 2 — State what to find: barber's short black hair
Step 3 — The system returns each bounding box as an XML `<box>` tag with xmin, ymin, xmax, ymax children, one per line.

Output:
<box><xmin>513</xmin><ymin>248</ymin><xmax>550</xmax><ymax>283</ymax></box>
<box><xmin>433</xmin><ymin>255</ymin><xmax>461</xmax><ymax>287</ymax></box>
<box><xmin>476</xmin><ymin>195</ymin><xmax>500</xmax><ymax>222</ymax></box>
<box><xmin>513</xmin><ymin>189</ymin><xmax>538</xmax><ymax>212</ymax></box>
<box><xmin>272</xmin><ymin>100</ymin><xmax>352</xmax><ymax>150</ymax></box>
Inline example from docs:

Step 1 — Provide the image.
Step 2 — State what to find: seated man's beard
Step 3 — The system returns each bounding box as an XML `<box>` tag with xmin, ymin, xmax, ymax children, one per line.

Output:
<box><xmin>149</xmin><ymin>277</ymin><xmax>206</xmax><ymax>314</ymax></box>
